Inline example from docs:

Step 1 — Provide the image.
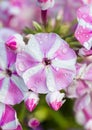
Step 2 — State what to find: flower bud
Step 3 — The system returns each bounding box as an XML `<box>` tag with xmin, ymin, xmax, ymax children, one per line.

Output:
<box><xmin>6</xmin><ymin>34</ymin><xmax>25</xmax><ymax>52</ymax></box>
<box><xmin>37</xmin><ymin>0</ymin><xmax>55</xmax><ymax>10</ymax></box>
<box><xmin>46</xmin><ymin>91</ymin><xmax>65</xmax><ymax>111</ymax></box>
<box><xmin>24</xmin><ymin>92</ymin><xmax>39</xmax><ymax>112</ymax></box>
<box><xmin>28</xmin><ymin>118</ymin><xmax>40</xmax><ymax>128</ymax></box>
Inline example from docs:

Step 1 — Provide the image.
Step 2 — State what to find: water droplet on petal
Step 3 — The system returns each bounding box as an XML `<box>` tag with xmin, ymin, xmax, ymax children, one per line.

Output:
<box><xmin>56</xmin><ymin>67</ymin><xmax>59</xmax><ymax>71</ymax></box>
<box><xmin>39</xmin><ymin>40</ymin><xmax>43</xmax><ymax>44</ymax></box>
<box><xmin>62</xmin><ymin>48</ymin><xmax>67</xmax><ymax>53</ymax></box>
<box><xmin>18</xmin><ymin>63</ymin><xmax>25</xmax><ymax>71</ymax></box>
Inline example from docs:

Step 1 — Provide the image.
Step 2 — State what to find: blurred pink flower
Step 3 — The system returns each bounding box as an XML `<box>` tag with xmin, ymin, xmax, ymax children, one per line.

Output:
<box><xmin>16</xmin><ymin>33</ymin><xmax>76</xmax><ymax>94</ymax></box>
<box><xmin>75</xmin><ymin>5</ymin><xmax>92</xmax><ymax>50</ymax></box>
<box><xmin>49</xmin><ymin>0</ymin><xmax>83</xmax><ymax>22</ymax></box>
<box><xmin>0</xmin><ymin>103</ymin><xmax>22</xmax><ymax>130</ymax></box>
<box><xmin>0</xmin><ymin>0</ymin><xmax>40</xmax><ymax>32</ymax></box>
<box><xmin>67</xmin><ymin>63</ymin><xmax>92</xmax><ymax>99</ymax></box>
<box><xmin>37</xmin><ymin>0</ymin><xmax>55</xmax><ymax>10</ymax></box>
<box><xmin>28</xmin><ymin>118</ymin><xmax>40</xmax><ymax>128</ymax></box>
<box><xmin>75</xmin><ymin>102</ymin><xmax>92</xmax><ymax>130</ymax></box>
<box><xmin>0</xmin><ymin>0</ymin><xmax>84</xmax><ymax>31</ymax></box>
<box><xmin>82</xmin><ymin>0</ymin><xmax>92</xmax><ymax>4</ymax></box>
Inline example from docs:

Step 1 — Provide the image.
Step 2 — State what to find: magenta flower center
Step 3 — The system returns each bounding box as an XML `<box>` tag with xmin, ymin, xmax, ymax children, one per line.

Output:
<box><xmin>6</xmin><ymin>69</ymin><xmax>12</xmax><ymax>77</ymax></box>
<box><xmin>43</xmin><ymin>58</ymin><xmax>51</xmax><ymax>66</ymax></box>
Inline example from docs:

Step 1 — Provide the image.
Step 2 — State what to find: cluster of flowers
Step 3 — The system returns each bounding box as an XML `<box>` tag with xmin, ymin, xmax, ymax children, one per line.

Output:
<box><xmin>0</xmin><ymin>0</ymin><xmax>92</xmax><ymax>130</ymax></box>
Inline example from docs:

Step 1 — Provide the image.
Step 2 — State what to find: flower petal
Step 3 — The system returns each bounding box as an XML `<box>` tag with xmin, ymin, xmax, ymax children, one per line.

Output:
<box><xmin>52</xmin><ymin>58</ymin><xmax>76</xmax><ymax>71</ymax></box>
<box><xmin>0</xmin><ymin>103</ymin><xmax>21</xmax><ymax>130</ymax></box>
<box><xmin>23</xmin><ymin>67</ymin><xmax>48</xmax><ymax>93</ymax></box>
<box><xmin>46</xmin><ymin>34</ymin><xmax>62</xmax><ymax>59</ymax></box>
<box><xmin>22</xmin><ymin>63</ymin><xmax>44</xmax><ymax>85</ymax></box>
<box><xmin>26</xmin><ymin>34</ymin><xmax>43</xmax><ymax>61</ymax></box>
<box><xmin>45</xmin><ymin>67</ymin><xmax>56</xmax><ymax>92</ymax></box>
<box><xmin>16</xmin><ymin>51</ymin><xmax>39</xmax><ymax>76</ymax></box>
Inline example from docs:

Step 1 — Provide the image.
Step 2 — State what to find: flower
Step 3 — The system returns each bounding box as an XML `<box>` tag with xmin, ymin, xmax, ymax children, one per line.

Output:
<box><xmin>16</xmin><ymin>33</ymin><xmax>76</xmax><ymax>94</ymax></box>
<box><xmin>49</xmin><ymin>0</ymin><xmax>83</xmax><ymax>23</ymax></box>
<box><xmin>0</xmin><ymin>0</ymin><xmax>40</xmax><ymax>32</ymax></box>
<box><xmin>0</xmin><ymin>41</ymin><xmax>27</xmax><ymax>105</ymax></box>
<box><xmin>46</xmin><ymin>91</ymin><xmax>65</xmax><ymax>111</ymax></box>
<box><xmin>0</xmin><ymin>103</ymin><xmax>22</xmax><ymax>130</ymax></box>
<box><xmin>28</xmin><ymin>118</ymin><xmax>40</xmax><ymax>128</ymax></box>
<box><xmin>24</xmin><ymin>91</ymin><xmax>39</xmax><ymax>112</ymax></box>
<box><xmin>75</xmin><ymin>5</ymin><xmax>92</xmax><ymax>50</ymax></box>
<box><xmin>37</xmin><ymin>0</ymin><xmax>55</xmax><ymax>10</ymax></box>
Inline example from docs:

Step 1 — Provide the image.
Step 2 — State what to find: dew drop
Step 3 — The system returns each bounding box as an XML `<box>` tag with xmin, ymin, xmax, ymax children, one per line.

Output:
<box><xmin>56</xmin><ymin>67</ymin><xmax>59</xmax><ymax>71</ymax></box>
<box><xmin>39</xmin><ymin>40</ymin><xmax>43</xmax><ymax>44</ymax></box>
<box><xmin>18</xmin><ymin>63</ymin><xmax>25</xmax><ymax>71</ymax></box>
<box><xmin>62</xmin><ymin>48</ymin><xmax>67</xmax><ymax>53</ymax></box>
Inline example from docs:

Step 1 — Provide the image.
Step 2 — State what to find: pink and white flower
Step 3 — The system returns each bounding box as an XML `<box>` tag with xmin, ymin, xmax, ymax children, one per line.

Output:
<box><xmin>75</xmin><ymin>5</ymin><xmax>92</xmax><ymax>50</ymax></box>
<box><xmin>0</xmin><ymin>0</ymin><xmax>40</xmax><ymax>32</ymax></box>
<box><xmin>24</xmin><ymin>92</ymin><xmax>39</xmax><ymax>112</ymax></box>
<box><xmin>0</xmin><ymin>42</ymin><xmax>27</xmax><ymax>105</ymax></box>
<box><xmin>16</xmin><ymin>33</ymin><xmax>76</xmax><ymax>94</ymax></box>
<box><xmin>0</xmin><ymin>103</ymin><xmax>22</xmax><ymax>130</ymax></box>
<box><xmin>46</xmin><ymin>91</ymin><xmax>65</xmax><ymax>111</ymax></box>
<box><xmin>37</xmin><ymin>0</ymin><xmax>55</xmax><ymax>10</ymax></box>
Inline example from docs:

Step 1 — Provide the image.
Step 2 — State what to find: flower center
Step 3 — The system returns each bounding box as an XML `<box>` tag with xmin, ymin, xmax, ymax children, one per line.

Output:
<box><xmin>43</xmin><ymin>58</ymin><xmax>51</xmax><ymax>66</ymax></box>
<box><xmin>6</xmin><ymin>69</ymin><xmax>12</xmax><ymax>77</ymax></box>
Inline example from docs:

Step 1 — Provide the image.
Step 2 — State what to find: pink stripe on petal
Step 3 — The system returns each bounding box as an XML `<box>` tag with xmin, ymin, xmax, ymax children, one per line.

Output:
<box><xmin>6</xmin><ymin>46</ymin><xmax>16</xmax><ymax>67</ymax></box>
<box><xmin>52</xmin><ymin>68</ymin><xmax>75</xmax><ymax>90</ymax></box>
<box><xmin>76</xmin><ymin>80</ymin><xmax>89</xmax><ymax>96</ymax></box>
<box><xmin>5</xmin><ymin>79</ymin><xmax>23</xmax><ymax>105</ymax></box>
<box><xmin>75</xmin><ymin>25</ymin><xmax>92</xmax><ymax>44</ymax></box>
<box><xmin>26</xmin><ymin>69</ymin><xmax>48</xmax><ymax>93</ymax></box>
<box><xmin>0</xmin><ymin>79</ymin><xmax>4</xmax><ymax>90</ymax></box>
<box><xmin>16</xmin><ymin>52</ymin><xmax>38</xmax><ymax>76</ymax></box>
<box><xmin>77</xmin><ymin>5</ymin><xmax>92</xmax><ymax>24</ymax></box>
<box><xmin>54</xmin><ymin>43</ymin><xmax>76</xmax><ymax>60</ymax></box>
<box><xmin>35</xmin><ymin>33</ymin><xmax>56</xmax><ymax>57</ymax></box>
<box><xmin>83</xmin><ymin>64</ymin><xmax>92</xmax><ymax>80</ymax></box>
<box><xmin>1</xmin><ymin>105</ymin><xmax>15</xmax><ymax>126</ymax></box>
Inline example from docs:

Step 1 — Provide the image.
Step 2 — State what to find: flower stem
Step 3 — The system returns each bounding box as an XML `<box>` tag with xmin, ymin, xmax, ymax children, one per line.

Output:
<box><xmin>19</xmin><ymin>103</ymin><xmax>26</xmax><ymax>122</ymax></box>
<box><xmin>41</xmin><ymin>10</ymin><xmax>47</xmax><ymax>27</ymax></box>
